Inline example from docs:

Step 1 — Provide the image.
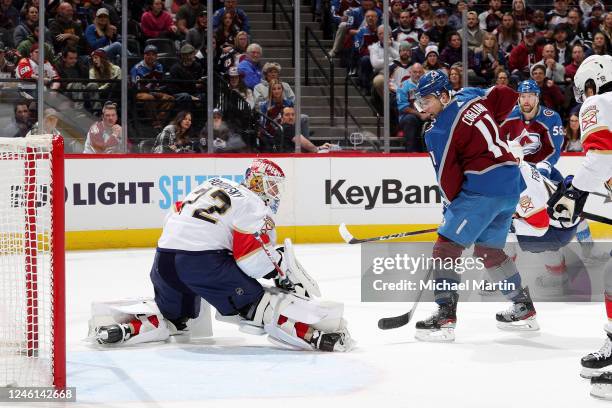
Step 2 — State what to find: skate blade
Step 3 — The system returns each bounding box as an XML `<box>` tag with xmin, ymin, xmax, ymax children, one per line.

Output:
<box><xmin>496</xmin><ymin>317</ymin><xmax>540</xmax><ymax>331</ymax></box>
<box><xmin>590</xmin><ymin>384</ymin><xmax>612</xmax><ymax>400</ymax></box>
<box><xmin>581</xmin><ymin>366</ymin><xmax>609</xmax><ymax>379</ymax></box>
<box><xmin>415</xmin><ymin>328</ymin><xmax>455</xmax><ymax>342</ymax></box>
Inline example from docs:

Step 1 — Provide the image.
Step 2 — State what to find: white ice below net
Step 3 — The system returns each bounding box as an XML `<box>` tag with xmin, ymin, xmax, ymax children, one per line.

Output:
<box><xmin>0</xmin><ymin>136</ymin><xmax>54</xmax><ymax>387</ymax></box>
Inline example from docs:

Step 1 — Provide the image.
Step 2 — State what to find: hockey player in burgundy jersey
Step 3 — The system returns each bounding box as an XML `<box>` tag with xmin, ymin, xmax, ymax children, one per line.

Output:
<box><xmin>412</xmin><ymin>70</ymin><xmax>539</xmax><ymax>342</ymax></box>
<box><xmin>547</xmin><ymin>55</ymin><xmax>612</xmax><ymax>399</ymax></box>
<box><xmin>91</xmin><ymin>159</ymin><xmax>353</xmax><ymax>352</ymax></box>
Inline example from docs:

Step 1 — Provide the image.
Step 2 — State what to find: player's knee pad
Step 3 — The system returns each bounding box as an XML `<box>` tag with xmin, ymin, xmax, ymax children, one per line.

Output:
<box><xmin>432</xmin><ymin>236</ymin><xmax>464</xmax><ymax>293</ymax></box>
<box><xmin>473</xmin><ymin>245</ymin><xmax>508</xmax><ymax>269</ymax></box>
<box><xmin>238</xmin><ymin>287</ymin><xmax>346</xmax><ymax>350</ymax></box>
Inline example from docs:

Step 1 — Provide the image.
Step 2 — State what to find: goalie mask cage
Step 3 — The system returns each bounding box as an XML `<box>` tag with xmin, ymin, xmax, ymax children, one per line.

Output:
<box><xmin>0</xmin><ymin>136</ymin><xmax>65</xmax><ymax>389</ymax></box>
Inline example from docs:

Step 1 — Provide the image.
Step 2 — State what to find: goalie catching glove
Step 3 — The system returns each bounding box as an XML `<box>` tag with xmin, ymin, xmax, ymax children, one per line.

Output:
<box><xmin>547</xmin><ymin>176</ymin><xmax>589</xmax><ymax>223</ymax></box>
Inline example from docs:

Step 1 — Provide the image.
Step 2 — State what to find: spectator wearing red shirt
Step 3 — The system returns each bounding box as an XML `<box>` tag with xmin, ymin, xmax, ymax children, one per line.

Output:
<box><xmin>564</xmin><ymin>43</ymin><xmax>585</xmax><ymax>82</ymax></box>
<box><xmin>140</xmin><ymin>0</ymin><xmax>178</xmax><ymax>40</ymax></box>
<box><xmin>508</xmin><ymin>28</ymin><xmax>542</xmax><ymax>83</ymax></box>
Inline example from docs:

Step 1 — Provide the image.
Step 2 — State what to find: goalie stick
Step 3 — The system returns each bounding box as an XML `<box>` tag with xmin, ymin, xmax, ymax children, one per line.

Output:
<box><xmin>338</xmin><ymin>223</ymin><xmax>438</xmax><ymax>244</ymax></box>
<box><xmin>378</xmin><ymin>267</ymin><xmax>433</xmax><ymax>330</ymax></box>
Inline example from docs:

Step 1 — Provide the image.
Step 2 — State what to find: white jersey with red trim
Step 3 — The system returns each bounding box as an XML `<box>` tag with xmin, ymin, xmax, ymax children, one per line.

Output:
<box><xmin>513</xmin><ymin>162</ymin><xmax>550</xmax><ymax>237</ymax></box>
<box><xmin>157</xmin><ymin>177</ymin><xmax>278</xmax><ymax>279</ymax></box>
<box><xmin>574</xmin><ymin>92</ymin><xmax>612</xmax><ymax>193</ymax></box>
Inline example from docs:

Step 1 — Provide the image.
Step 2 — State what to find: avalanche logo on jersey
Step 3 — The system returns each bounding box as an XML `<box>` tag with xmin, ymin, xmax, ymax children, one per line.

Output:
<box><xmin>581</xmin><ymin>105</ymin><xmax>599</xmax><ymax>131</ymax></box>
<box><xmin>518</xmin><ymin>132</ymin><xmax>543</xmax><ymax>155</ymax></box>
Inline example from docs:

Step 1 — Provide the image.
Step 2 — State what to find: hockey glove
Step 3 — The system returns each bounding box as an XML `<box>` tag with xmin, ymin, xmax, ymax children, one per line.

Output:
<box><xmin>547</xmin><ymin>176</ymin><xmax>589</xmax><ymax>223</ymax></box>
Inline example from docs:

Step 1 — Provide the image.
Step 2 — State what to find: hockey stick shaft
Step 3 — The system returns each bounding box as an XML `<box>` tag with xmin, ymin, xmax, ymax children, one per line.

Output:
<box><xmin>581</xmin><ymin>211</ymin><xmax>612</xmax><ymax>226</ymax></box>
<box><xmin>253</xmin><ymin>233</ymin><xmax>287</xmax><ymax>279</ymax></box>
<box><xmin>339</xmin><ymin>223</ymin><xmax>438</xmax><ymax>244</ymax></box>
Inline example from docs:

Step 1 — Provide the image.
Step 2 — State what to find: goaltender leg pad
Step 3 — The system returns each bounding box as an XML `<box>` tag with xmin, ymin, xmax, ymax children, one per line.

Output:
<box><xmin>283</xmin><ymin>238</ymin><xmax>321</xmax><ymax>297</ymax></box>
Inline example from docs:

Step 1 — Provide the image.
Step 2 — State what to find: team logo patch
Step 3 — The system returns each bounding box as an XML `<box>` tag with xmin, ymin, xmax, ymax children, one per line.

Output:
<box><xmin>519</xmin><ymin>196</ymin><xmax>534</xmax><ymax>213</ymax></box>
<box><xmin>543</xmin><ymin>109</ymin><xmax>554</xmax><ymax>117</ymax></box>
<box><xmin>260</xmin><ymin>215</ymin><xmax>275</xmax><ymax>235</ymax></box>
<box><xmin>581</xmin><ymin>105</ymin><xmax>599</xmax><ymax>131</ymax></box>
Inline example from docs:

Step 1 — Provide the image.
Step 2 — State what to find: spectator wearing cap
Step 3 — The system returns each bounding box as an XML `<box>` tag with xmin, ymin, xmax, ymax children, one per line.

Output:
<box><xmin>457</xmin><ymin>11</ymin><xmax>485</xmax><ymax>50</ymax></box>
<box><xmin>14</xmin><ymin>5</ymin><xmax>50</xmax><ymax>47</ymax></box>
<box><xmin>375</xmin><ymin>41</ymin><xmax>412</xmax><ymax>101</ymax></box>
<box><xmin>423</xmin><ymin>45</ymin><xmax>446</xmax><ymax>72</ymax></box>
<box><xmin>85</xmin><ymin>8</ymin><xmax>122</xmax><ymax>62</ymax></box>
<box><xmin>546</xmin><ymin>0</ymin><xmax>569</xmax><ymax>27</ymax></box>
<box><xmin>479</xmin><ymin>0</ymin><xmax>503</xmax><ymax>32</ymax></box>
<box><xmin>56</xmin><ymin>46</ymin><xmax>89</xmax><ymax>110</ymax></box>
<box><xmin>83</xmin><ymin>101</ymin><xmax>122</xmax><ymax>153</ymax></box>
<box><xmin>411</xmin><ymin>31</ymin><xmax>430</xmax><ymax>64</ymax></box>
<box><xmin>176</xmin><ymin>0</ymin><xmax>205</xmax><ymax>38</ymax></box>
<box><xmin>253</xmin><ymin>62</ymin><xmax>309</xmax><ymax>137</ymax></box>
<box><xmin>87</xmin><ymin>0</ymin><xmax>120</xmax><ymax>28</ymax></box>
<box><xmin>585</xmin><ymin>4</ymin><xmax>605</xmax><ymax>34</ymax></box>
<box><xmin>227</xmin><ymin>66</ymin><xmax>254</xmax><ymax>108</ymax></box>
<box><xmin>530</xmin><ymin>64</ymin><xmax>564</xmax><ymax>113</ymax></box>
<box><xmin>89</xmin><ymin>48</ymin><xmax>121</xmax><ymax>111</ymax></box>
<box><xmin>396</xmin><ymin>63</ymin><xmax>428</xmax><ymax>152</ymax></box>
<box><xmin>185</xmin><ymin>10</ymin><xmax>207</xmax><ymax>52</ymax></box>
<box><xmin>26</xmin><ymin>108</ymin><xmax>61</xmax><ymax>137</ymax></box>
<box><xmin>426</xmin><ymin>8</ymin><xmax>453</xmax><ymax>51</ymax></box>
<box><xmin>392</xmin><ymin>10</ymin><xmax>417</xmax><ymax>45</ymax></box>
<box><xmin>237</xmin><ymin>43</ymin><xmax>263</xmax><ymax>89</ymax></box>
<box><xmin>0</xmin><ymin>42</ymin><xmax>15</xmax><ymax>79</ymax></box>
<box><xmin>200</xmin><ymin>108</ymin><xmax>247</xmax><ymax>153</ymax></box>
<box><xmin>363</xmin><ymin>25</ymin><xmax>400</xmax><ymax>90</ymax></box>
<box><xmin>566</xmin><ymin>8</ymin><xmax>593</xmax><ymax>48</ymax></box>
<box><xmin>0</xmin><ymin>101</ymin><xmax>32</xmax><ymax>137</ymax></box>
<box><xmin>16</xmin><ymin>43</ymin><xmax>61</xmax><ymax>98</ymax></box>
<box><xmin>140</xmin><ymin>0</ymin><xmax>178</xmax><ymax>41</ymax></box>
<box><xmin>494</xmin><ymin>13</ymin><xmax>522</xmax><ymax>56</ymax></box>
<box><xmin>169</xmin><ymin>43</ymin><xmax>204</xmax><ymax>110</ymax></box>
<box><xmin>130</xmin><ymin>44</ymin><xmax>175</xmax><ymax>128</ymax></box>
<box><xmin>535</xmin><ymin>43</ymin><xmax>566</xmax><ymax>85</ymax></box>
<box><xmin>564</xmin><ymin>43</ymin><xmax>585</xmax><ymax>82</ymax></box>
<box><xmin>0</xmin><ymin>0</ymin><xmax>19</xmax><ymax>30</ymax></box>
<box><xmin>49</xmin><ymin>2</ymin><xmax>84</xmax><ymax>54</ymax></box>
<box><xmin>508</xmin><ymin>27</ymin><xmax>542</xmax><ymax>82</ymax></box>
<box><xmin>551</xmin><ymin>24</ymin><xmax>571</xmax><ymax>66</ymax></box>
<box><xmin>213</xmin><ymin>0</ymin><xmax>250</xmax><ymax>33</ymax></box>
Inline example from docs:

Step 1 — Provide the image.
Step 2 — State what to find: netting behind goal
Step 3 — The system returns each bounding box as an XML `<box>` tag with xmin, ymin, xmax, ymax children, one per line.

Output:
<box><xmin>0</xmin><ymin>136</ymin><xmax>65</xmax><ymax>388</ymax></box>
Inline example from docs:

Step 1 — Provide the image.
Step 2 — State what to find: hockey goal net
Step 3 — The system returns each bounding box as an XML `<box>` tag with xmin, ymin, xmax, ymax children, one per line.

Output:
<box><xmin>0</xmin><ymin>135</ymin><xmax>65</xmax><ymax>388</ymax></box>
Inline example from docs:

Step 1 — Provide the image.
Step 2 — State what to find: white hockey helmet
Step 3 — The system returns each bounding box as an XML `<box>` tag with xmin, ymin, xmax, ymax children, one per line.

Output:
<box><xmin>573</xmin><ymin>54</ymin><xmax>612</xmax><ymax>102</ymax></box>
<box><xmin>244</xmin><ymin>158</ymin><xmax>286</xmax><ymax>213</ymax></box>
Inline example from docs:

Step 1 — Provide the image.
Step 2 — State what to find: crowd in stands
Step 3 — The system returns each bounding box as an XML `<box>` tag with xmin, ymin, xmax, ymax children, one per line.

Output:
<box><xmin>0</xmin><ymin>0</ymin><xmax>609</xmax><ymax>153</ymax></box>
<box><xmin>326</xmin><ymin>0</ymin><xmax>611</xmax><ymax>152</ymax></box>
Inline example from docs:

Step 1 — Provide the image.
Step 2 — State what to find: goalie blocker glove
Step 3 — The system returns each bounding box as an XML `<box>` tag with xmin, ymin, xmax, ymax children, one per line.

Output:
<box><xmin>547</xmin><ymin>176</ymin><xmax>589</xmax><ymax>223</ymax></box>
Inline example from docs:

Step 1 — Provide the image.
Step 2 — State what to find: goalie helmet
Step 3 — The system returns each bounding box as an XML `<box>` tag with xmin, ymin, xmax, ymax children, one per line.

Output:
<box><xmin>573</xmin><ymin>54</ymin><xmax>612</xmax><ymax>102</ymax></box>
<box><xmin>245</xmin><ymin>159</ymin><xmax>285</xmax><ymax>214</ymax></box>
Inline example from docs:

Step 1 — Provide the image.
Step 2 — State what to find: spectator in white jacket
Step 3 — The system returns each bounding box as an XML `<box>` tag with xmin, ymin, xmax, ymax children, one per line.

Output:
<box><xmin>372</xmin><ymin>41</ymin><xmax>412</xmax><ymax>101</ymax></box>
<box><xmin>535</xmin><ymin>43</ymin><xmax>566</xmax><ymax>86</ymax></box>
<box><xmin>360</xmin><ymin>25</ymin><xmax>399</xmax><ymax>91</ymax></box>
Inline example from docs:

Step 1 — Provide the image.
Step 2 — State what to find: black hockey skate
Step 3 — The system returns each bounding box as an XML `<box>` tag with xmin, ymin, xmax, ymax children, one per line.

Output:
<box><xmin>94</xmin><ymin>323</ymin><xmax>133</xmax><ymax>344</ymax></box>
<box><xmin>581</xmin><ymin>333</ymin><xmax>612</xmax><ymax>379</ymax></box>
<box><xmin>496</xmin><ymin>287</ymin><xmax>539</xmax><ymax>331</ymax></box>
<box><xmin>415</xmin><ymin>292</ymin><xmax>458</xmax><ymax>342</ymax></box>
<box><xmin>590</xmin><ymin>372</ymin><xmax>612</xmax><ymax>400</ymax></box>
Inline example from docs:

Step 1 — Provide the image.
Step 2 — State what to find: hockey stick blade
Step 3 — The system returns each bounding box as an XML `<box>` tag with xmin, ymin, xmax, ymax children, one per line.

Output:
<box><xmin>378</xmin><ymin>311</ymin><xmax>413</xmax><ymax>330</ymax></box>
<box><xmin>338</xmin><ymin>223</ymin><xmax>438</xmax><ymax>244</ymax></box>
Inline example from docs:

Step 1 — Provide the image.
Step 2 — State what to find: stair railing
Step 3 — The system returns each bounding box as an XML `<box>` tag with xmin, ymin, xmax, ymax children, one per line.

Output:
<box><xmin>304</xmin><ymin>25</ymin><xmax>334</xmax><ymax>126</ymax></box>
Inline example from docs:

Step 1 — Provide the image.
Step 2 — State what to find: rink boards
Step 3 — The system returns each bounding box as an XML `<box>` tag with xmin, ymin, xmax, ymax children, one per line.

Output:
<box><xmin>63</xmin><ymin>153</ymin><xmax>611</xmax><ymax>249</ymax></box>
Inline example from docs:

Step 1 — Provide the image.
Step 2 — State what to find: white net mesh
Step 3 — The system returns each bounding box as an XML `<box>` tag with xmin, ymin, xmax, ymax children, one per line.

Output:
<box><xmin>0</xmin><ymin>136</ymin><xmax>56</xmax><ymax>387</ymax></box>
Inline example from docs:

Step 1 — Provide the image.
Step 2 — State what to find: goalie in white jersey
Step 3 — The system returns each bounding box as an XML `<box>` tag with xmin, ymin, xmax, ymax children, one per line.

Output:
<box><xmin>546</xmin><ymin>55</ymin><xmax>612</xmax><ymax>399</ymax></box>
<box><xmin>91</xmin><ymin>158</ymin><xmax>353</xmax><ymax>352</ymax></box>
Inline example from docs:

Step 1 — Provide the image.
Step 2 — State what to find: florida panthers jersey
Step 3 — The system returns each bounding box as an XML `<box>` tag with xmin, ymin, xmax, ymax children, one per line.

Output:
<box><xmin>513</xmin><ymin>162</ymin><xmax>549</xmax><ymax>237</ymax></box>
<box><xmin>424</xmin><ymin>86</ymin><xmax>524</xmax><ymax>203</ymax></box>
<box><xmin>501</xmin><ymin>106</ymin><xmax>564</xmax><ymax>172</ymax></box>
<box><xmin>157</xmin><ymin>177</ymin><xmax>278</xmax><ymax>279</ymax></box>
<box><xmin>573</xmin><ymin>92</ymin><xmax>612</xmax><ymax>193</ymax></box>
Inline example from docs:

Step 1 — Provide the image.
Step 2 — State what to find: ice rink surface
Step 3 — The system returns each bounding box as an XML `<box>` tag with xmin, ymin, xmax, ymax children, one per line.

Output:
<box><xmin>64</xmin><ymin>244</ymin><xmax>612</xmax><ymax>408</ymax></box>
